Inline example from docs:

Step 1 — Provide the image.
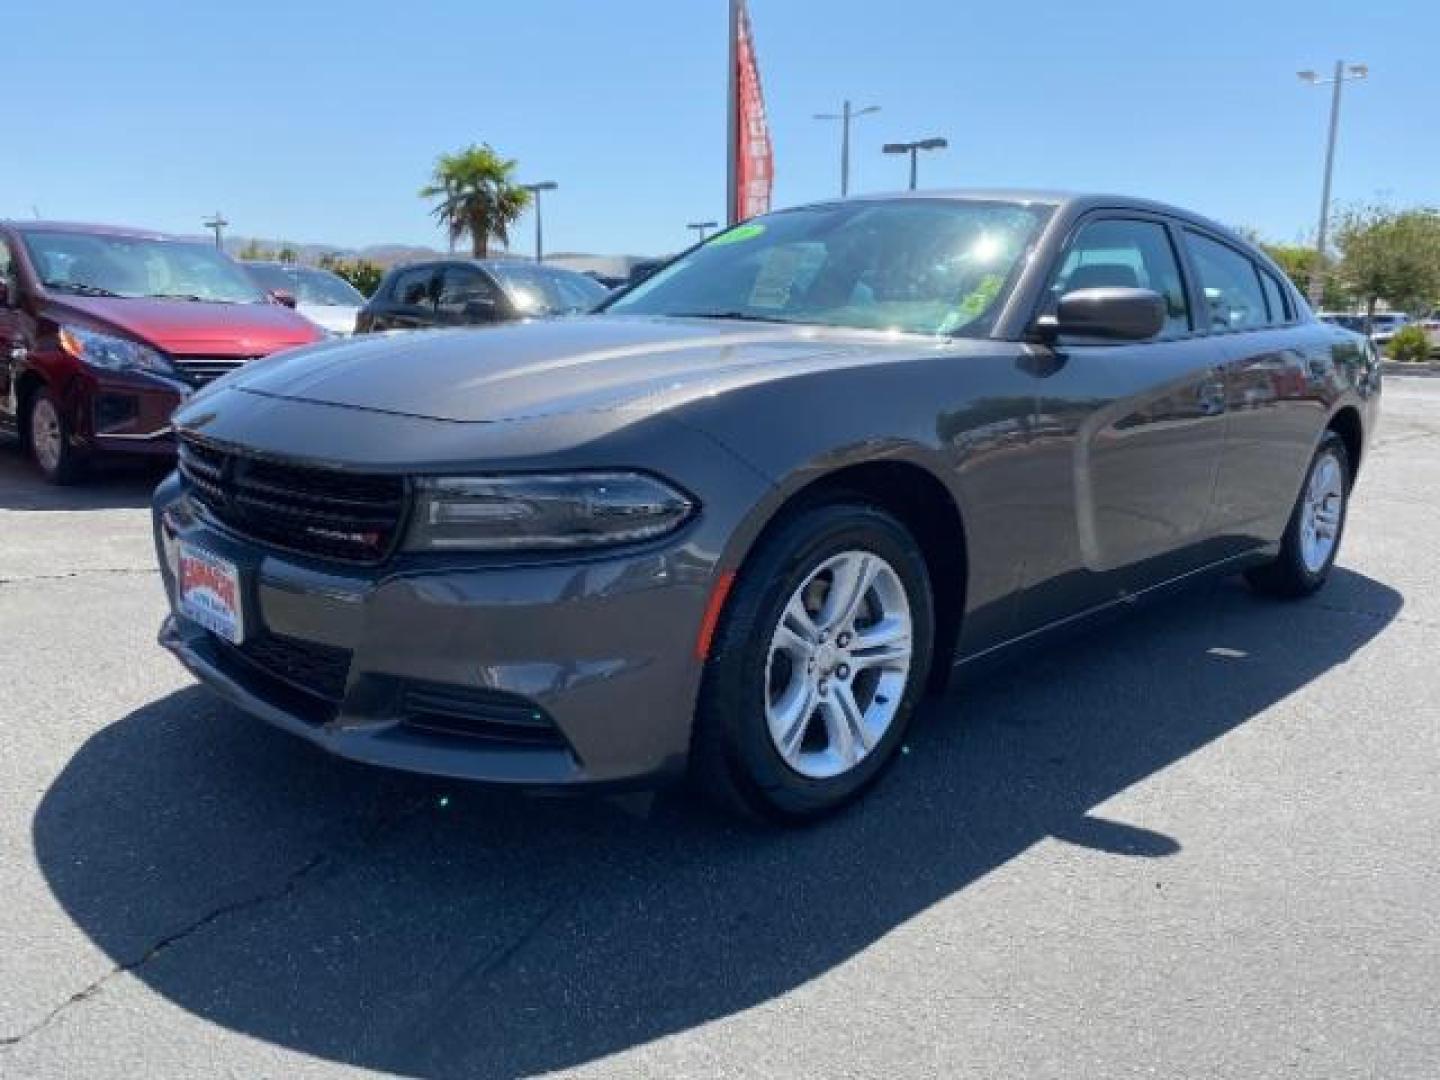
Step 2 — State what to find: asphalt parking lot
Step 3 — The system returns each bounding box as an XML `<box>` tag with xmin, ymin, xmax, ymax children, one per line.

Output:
<box><xmin>2</xmin><ymin>380</ymin><xmax>1438</xmax><ymax>1079</ymax></box>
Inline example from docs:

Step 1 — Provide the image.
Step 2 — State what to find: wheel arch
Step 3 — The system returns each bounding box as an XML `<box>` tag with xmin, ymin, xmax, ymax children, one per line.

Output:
<box><xmin>1326</xmin><ymin>405</ymin><xmax>1364</xmax><ymax>479</ymax></box>
<box><xmin>14</xmin><ymin>368</ymin><xmax>49</xmax><ymax>448</ymax></box>
<box><xmin>717</xmin><ymin>455</ymin><xmax>969</xmax><ymax>691</ymax></box>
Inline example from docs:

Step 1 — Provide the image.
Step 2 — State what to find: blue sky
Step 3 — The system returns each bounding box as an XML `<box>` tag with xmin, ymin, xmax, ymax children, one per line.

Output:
<box><xmin>5</xmin><ymin>0</ymin><xmax>1433</xmax><ymax>256</ymax></box>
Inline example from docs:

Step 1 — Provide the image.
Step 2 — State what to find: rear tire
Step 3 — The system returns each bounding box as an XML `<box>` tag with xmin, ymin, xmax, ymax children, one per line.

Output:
<box><xmin>1244</xmin><ymin>431</ymin><xmax>1350</xmax><ymax>598</ymax></box>
<box><xmin>691</xmin><ymin>502</ymin><xmax>934</xmax><ymax>823</ymax></box>
<box><xmin>27</xmin><ymin>388</ymin><xmax>85</xmax><ymax>485</ymax></box>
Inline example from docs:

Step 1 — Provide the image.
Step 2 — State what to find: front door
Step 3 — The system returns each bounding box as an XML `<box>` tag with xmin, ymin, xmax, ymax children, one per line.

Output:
<box><xmin>1013</xmin><ymin>215</ymin><xmax>1229</xmax><ymax>636</ymax></box>
<box><xmin>0</xmin><ymin>235</ymin><xmax>30</xmax><ymax>429</ymax></box>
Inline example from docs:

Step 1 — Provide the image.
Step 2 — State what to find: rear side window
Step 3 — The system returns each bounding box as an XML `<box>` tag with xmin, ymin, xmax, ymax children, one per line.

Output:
<box><xmin>1259</xmin><ymin>269</ymin><xmax>1290</xmax><ymax>325</ymax></box>
<box><xmin>1049</xmin><ymin>218</ymin><xmax>1191</xmax><ymax>338</ymax></box>
<box><xmin>1185</xmin><ymin>232</ymin><xmax>1268</xmax><ymax>332</ymax></box>
<box><xmin>389</xmin><ymin>266</ymin><xmax>435</xmax><ymax>308</ymax></box>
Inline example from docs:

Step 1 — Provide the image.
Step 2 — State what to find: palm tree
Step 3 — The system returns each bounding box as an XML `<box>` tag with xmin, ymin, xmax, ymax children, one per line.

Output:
<box><xmin>419</xmin><ymin>144</ymin><xmax>532</xmax><ymax>258</ymax></box>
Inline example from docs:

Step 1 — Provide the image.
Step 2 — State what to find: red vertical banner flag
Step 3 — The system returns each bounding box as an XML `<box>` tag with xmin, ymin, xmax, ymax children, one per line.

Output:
<box><xmin>732</xmin><ymin>0</ymin><xmax>773</xmax><ymax>223</ymax></box>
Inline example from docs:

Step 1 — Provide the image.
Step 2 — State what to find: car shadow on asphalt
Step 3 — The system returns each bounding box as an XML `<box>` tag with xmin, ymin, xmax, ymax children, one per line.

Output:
<box><xmin>0</xmin><ymin>442</ymin><xmax>168</xmax><ymax>511</ymax></box>
<box><xmin>31</xmin><ymin>569</ymin><xmax>1400</xmax><ymax>1077</ymax></box>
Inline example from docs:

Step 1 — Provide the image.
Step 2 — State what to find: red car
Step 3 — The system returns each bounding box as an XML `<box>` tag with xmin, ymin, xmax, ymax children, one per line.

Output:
<box><xmin>0</xmin><ymin>221</ymin><xmax>323</xmax><ymax>482</ymax></box>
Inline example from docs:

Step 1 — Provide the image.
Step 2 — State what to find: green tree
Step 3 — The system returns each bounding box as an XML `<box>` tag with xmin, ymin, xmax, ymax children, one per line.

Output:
<box><xmin>318</xmin><ymin>254</ymin><xmax>385</xmax><ymax>297</ymax></box>
<box><xmin>419</xmin><ymin>143</ymin><xmax>531</xmax><ymax>258</ymax></box>
<box><xmin>1334</xmin><ymin>205</ymin><xmax>1440</xmax><ymax>330</ymax></box>
<box><xmin>277</xmin><ymin>246</ymin><xmax>298</xmax><ymax>264</ymax></box>
<box><xmin>237</xmin><ymin>239</ymin><xmax>272</xmax><ymax>260</ymax></box>
<box><xmin>1386</xmin><ymin>325</ymin><xmax>1432</xmax><ymax>363</ymax></box>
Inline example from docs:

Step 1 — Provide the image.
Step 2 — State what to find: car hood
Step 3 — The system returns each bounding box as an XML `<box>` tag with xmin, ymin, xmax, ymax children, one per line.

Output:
<box><xmin>206</xmin><ymin>316</ymin><xmax>962</xmax><ymax>424</ymax></box>
<box><xmin>49</xmin><ymin>295</ymin><xmax>323</xmax><ymax>356</ymax></box>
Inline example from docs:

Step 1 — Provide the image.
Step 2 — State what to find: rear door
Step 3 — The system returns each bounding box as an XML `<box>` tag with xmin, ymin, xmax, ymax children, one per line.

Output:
<box><xmin>1014</xmin><ymin>214</ymin><xmax>1229</xmax><ymax>634</ymax></box>
<box><xmin>1189</xmin><ymin>230</ymin><xmax>1333</xmax><ymax>548</ymax></box>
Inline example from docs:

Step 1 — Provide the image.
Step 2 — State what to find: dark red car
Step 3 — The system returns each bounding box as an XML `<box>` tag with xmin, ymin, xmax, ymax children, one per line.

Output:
<box><xmin>0</xmin><ymin>221</ymin><xmax>322</xmax><ymax>482</ymax></box>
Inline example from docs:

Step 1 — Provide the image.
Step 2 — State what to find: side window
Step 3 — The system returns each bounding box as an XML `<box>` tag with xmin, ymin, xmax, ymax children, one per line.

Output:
<box><xmin>1184</xmin><ymin>231</ymin><xmax>1269</xmax><ymax>332</ymax></box>
<box><xmin>436</xmin><ymin>266</ymin><xmax>500</xmax><ymax>316</ymax></box>
<box><xmin>1259</xmin><ymin>268</ymin><xmax>1290</xmax><ymax>325</ymax></box>
<box><xmin>390</xmin><ymin>266</ymin><xmax>436</xmax><ymax>309</ymax></box>
<box><xmin>1049</xmin><ymin>218</ymin><xmax>1191</xmax><ymax>338</ymax></box>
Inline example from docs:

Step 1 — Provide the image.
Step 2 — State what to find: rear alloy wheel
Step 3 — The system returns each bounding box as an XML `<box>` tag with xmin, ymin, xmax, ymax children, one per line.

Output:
<box><xmin>692</xmin><ymin>502</ymin><xmax>934</xmax><ymax>821</ymax></box>
<box><xmin>1245</xmin><ymin>431</ymin><xmax>1351</xmax><ymax>598</ymax></box>
<box><xmin>28</xmin><ymin>388</ymin><xmax>84</xmax><ymax>485</ymax></box>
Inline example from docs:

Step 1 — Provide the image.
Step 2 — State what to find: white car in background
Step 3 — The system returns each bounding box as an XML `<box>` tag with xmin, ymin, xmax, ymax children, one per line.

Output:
<box><xmin>1419</xmin><ymin>314</ymin><xmax>1440</xmax><ymax>356</ymax></box>
<box><xmin>242</xmin><ymin>261</ymin><xmax>367</xmax><ymax>336</ymax></box>
<box><xmin>1367</xmin><ymin>311</ymin><xmax>1411</xmax><ymax>347</ymax></box>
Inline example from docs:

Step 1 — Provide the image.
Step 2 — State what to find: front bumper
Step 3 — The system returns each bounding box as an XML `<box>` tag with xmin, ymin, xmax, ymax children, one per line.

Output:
<box><xmin>152</xmin><ymin>473</ymin><xmax>720</xmax><ymax>789</ymax></box>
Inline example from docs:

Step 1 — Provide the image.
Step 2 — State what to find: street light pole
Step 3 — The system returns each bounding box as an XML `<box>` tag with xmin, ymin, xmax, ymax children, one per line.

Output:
<box><xmin>687</xmin><ymin>220</ymin><xmax>719</xmax><ymax>243</ymax></box>
<box><xmin>814</xmin><ymin>99</ymin><xmax>880</xmax><ymax>197</ymax></box>
<box><xmin>1299</xmin><ymin>61</ymin><xmax>1368</xmax><ymax>306</ymax></box>
<box><xmin>522</xmin><ymin>182</ymin><xmax>558</xmax><ymax>263</ymax></box>
<box><xmin>202</xmin><ymin>211</ymin><xmax>228</xmax><ymax>250</ymax></box>
<box><xmin>881</xmin><ymin>137</ymin><xmax>949</xmax><ymax>190</ymax></box>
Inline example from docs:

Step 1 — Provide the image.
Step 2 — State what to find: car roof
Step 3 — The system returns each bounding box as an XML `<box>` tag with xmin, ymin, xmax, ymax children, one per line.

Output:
<box><xmin>385</xmin><ymin>258</ymin><xmax>592</xmax><ymax>278</ymax></box>
<box><xmin>800</xmin><ymin>188</ymin><xmax>1250</xmax><ymax>246</ymax></box>
<box><xmin>1</xmin><ymin>219</ymin><xmax>183</xmax><ymax>241</ymax></box>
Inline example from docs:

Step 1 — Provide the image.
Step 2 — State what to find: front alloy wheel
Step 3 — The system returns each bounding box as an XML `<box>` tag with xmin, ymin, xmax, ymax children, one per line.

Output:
<box><xmin>692</xmin><ymin>502</ymin><xmax>934</xmax><ymax>821</ymax></box>
<box><xmin>28</xmin><ymin>388</ymin><xmax>83</xmax><ymax>485</ymax></box>
<box><xmin>765</xmin><ymin>551</ymin><xmax>914</xmax><ymax>779</ymax></box>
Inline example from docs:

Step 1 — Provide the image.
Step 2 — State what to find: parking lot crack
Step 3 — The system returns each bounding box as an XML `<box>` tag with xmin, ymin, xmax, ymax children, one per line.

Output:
<box><xmin>0</xmin><ymin>852</ymin><xmax>328</xmax><ymax>1052</ymax></box>
<box><xmin>0</xmin><ymin>567</ymin><xmax>158</xmax><ymax>588</ymax></box>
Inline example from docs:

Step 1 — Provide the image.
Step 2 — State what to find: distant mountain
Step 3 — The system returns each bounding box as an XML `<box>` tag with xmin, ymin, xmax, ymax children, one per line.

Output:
<box><xmin>215</xmin><ymin>236</ymin><xmax>657</xmax><ymax>275</ymax></box>
<box><xmin>216</xmin><ymin>236</ymin><xmax>450</xmax><ymax>267</ymax></box>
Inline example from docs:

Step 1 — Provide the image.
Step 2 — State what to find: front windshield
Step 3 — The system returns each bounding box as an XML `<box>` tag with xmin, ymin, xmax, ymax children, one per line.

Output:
<box><xmin>605</xmin><ymin>199</ymin><xmax>1051</xmax><ymax>336</ymax></box>
<box><xmin>21</xmin><ymin>231</ymin><xmax>267</xmax><ymax>303</ymax></box>
<box><xmin>246</xmin><ymin>263</ymin><xmax>365</xmax><ymax>307</ymax></box>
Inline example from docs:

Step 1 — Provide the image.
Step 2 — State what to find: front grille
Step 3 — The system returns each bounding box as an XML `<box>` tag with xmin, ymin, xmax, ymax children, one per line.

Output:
<box><xmin>222</xmin><ymin>631</ymin><xmax>354</xmax><ymax>704</ymax></box>
<box><xmin>172</xmin><ymin>356</ymin><xmax>255</xmax><ymax>386</ymax></box>
<box><xmin>178</xmin><ymin>435</ymin><xmax>407</xmax><ymax>563</ymax></box>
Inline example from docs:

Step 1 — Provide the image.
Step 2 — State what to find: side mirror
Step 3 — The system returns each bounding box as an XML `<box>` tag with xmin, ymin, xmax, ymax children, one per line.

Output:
<box><xmin>1036</xmin><ymin>287</ymin><xmax>1167</xmax><ymax>342</ymax></box>
<box><xmin>271</xmin><ymin>289</ymin><xmax>298</xmax><ymax>309</ymax></box>
<box><xmin>462</xmin><ymin>297</ymin><xmax>499</xmax><ymax>322</ymax></box>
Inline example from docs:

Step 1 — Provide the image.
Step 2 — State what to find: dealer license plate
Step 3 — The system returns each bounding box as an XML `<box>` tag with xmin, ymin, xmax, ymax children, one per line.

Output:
<box><xmin>178</xmin><ymin>545</ymin><xmax>245</xmax><ymax>644</ymax></box>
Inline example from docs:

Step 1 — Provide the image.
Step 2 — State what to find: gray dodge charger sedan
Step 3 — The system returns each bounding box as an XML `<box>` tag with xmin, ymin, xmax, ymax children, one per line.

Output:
<box><xmin>153</xmin><ymin>191</ymin><xmax>1380</xmax><ymax>820</ymax></box>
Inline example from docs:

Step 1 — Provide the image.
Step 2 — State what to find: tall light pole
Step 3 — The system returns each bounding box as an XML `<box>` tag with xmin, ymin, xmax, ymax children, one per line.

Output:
<box><xmin>202</xmin><ymin>211</ymin><xmax>228</xmax><ymax>250</ymax></box>
<box><xmin>522</xmin><ymin>181</ymin><xmax>558</xmax><ymax>263</ymax></box>
<box><xmin>688</xmin><ymin>220</ymin><xmax>719</xmax><ymax>243</ymax></box>
<box><xmin>1298</xmin><ymin>61</ymin><xmax>1368</xmax><ymax>307</ymax></box>
<box><xmin>814</xmin><ymin>100</ymin><xmax>880</xmax><ymax>197</ymax></box>
<box><xmin>882</xmin><ymin>137</ymin><xmax>948</xmax><ymax>190</ymax></box>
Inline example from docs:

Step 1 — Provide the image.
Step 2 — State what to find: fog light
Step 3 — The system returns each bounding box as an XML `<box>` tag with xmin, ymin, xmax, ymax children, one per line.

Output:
<box><xmin>94</xmin><ymin>393</ymin><xmax>139</xmax><ymax>433</ymax></box>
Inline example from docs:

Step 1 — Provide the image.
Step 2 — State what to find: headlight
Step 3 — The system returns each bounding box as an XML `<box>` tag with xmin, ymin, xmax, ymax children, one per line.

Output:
<box><xmin>59</xmin><ymin>326</ymin><xmax>175</xmax><ymax>376</ymax></box>
<box><xmin>405</xmin><ymin>472</ymin><xmax>695</xmax><ymax>552</ymax></box>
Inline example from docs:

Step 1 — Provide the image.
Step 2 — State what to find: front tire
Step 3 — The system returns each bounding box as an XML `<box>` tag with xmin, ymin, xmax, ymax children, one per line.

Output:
<box><xmin>1245</xmin><ymin>431</ymin><xmax>1351</xmax><ymax>598</ymax></box>
<box><xmin>691</xmin><ymin>502</ymin><xmax>934</xmax><ymax>822</ymax></box>
<box><xmin>27</xmin><ymin>388</ymin><xmax>85</xmax><ymax>485</ymax></box>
